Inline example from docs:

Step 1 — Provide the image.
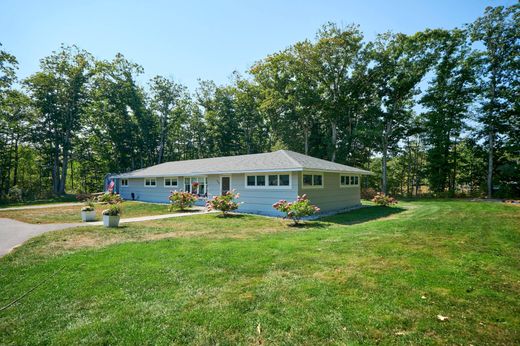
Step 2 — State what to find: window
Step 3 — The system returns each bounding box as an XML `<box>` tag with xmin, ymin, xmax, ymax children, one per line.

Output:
<box><xmin>302</xmin><ymin>173</ymin><xmax>323</xmax><ymax>188</ymax></box>
<box><xmin>340</xmin><ymin>175</ymin><xmax>359</xmax><ymax>187</ymax></box>
<box><xmin>245</xmin><ymin>174</ymin><xmax>291</xmax><ymax>188</ymax></box>
<box><xmin>144</xmin><ymin>178</ymin><xmax>156</xmax><ymax>187</ymax></box>
<box><xmin>184</xmin><ymin>177</ymin><xmax>207</xmax><ymax>196</ymax></box>
<box><xmin>164</xmin><ymin>177</ymin><xmax>178</xmax><ymax>187</ymax></box>
<box><xmin>279</xmin><ymin>174</ymin><xmax>290</xmax><ymax>186</ymax></box>
<box><xmin>121</xmin><ymin>179</ymin><xmax>128</xmax><ymax>187</ymax></box>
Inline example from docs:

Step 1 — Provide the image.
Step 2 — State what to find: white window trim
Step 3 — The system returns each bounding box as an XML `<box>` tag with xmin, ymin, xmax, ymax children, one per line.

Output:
<box><xmin>244</xmin><ymin>173</ymin><xmax>292</xmax><ymax>189</ymax></box>
<box><xmin>164</xmin><ymin>177</ymin><xmax>178</xmax><ymax>188</ymax></box>
<box><xmin>301</xmin><ymin>172</ymin><xmax>324</xmax><ymax>189</ymax></box>
<box><xmin>184</xmin><ymin>176</ymin><xmax>208</xmax><ymax>195</ymax></box>
<box><xmin>144</xmin><ymin>177</ymin><xmax>157</xmax><ymax>188</ymax></box>
<box><xmin>120</xmin><ymin>179</ymin><xmax>128</xmax><ymax>187</ymax></box>
<box><xmin>339</xmin><ymin>174</ymin><xmax>360</xmax><ymax>188</ymax></box>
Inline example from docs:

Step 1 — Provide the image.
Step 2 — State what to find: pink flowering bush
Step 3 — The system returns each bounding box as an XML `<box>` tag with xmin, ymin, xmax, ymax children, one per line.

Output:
<box><xmin>272</xmin><ymin>194</ymin><xmax>320</xmax><ymax>226</ymax></box>
<box><xmin>206</xmin><ymin>190</ymin><xmax>240</xmax><ymax>217</ymax></box>
<box><xmin>371</xmin><ymin>192</ymin><xmax>398</xmax><ymax>206</ymax></box>
<box><xmin>169</xmin><ymin>190</ymin><xmax>198</xmax><ymax>211</ymax></box>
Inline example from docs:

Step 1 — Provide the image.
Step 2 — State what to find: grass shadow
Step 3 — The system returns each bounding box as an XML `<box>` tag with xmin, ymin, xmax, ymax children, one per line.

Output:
<box><xmin>320</xmin><ymin>205</ymin><xmax>406</xmax><ymax>226</ymax></box>
<box><xmin>288</xmin><ymin>221</ymin><xmax>329</xmax><ymax>229</ymax></box>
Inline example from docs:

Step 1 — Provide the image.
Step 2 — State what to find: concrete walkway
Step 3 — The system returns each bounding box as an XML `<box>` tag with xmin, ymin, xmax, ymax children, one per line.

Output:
<box><xmin>0</xmin><ymin>209</ymin><xmax>212</xmax><ymax>257</ymax></box>
<box><xmin>0</xmin><ymin>202</ymin><xmax>83</xmax><ymax>211</ymax></box>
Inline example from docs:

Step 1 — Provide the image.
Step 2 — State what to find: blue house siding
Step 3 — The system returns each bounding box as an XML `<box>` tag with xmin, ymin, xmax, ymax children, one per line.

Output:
<box><xmin>298</xmin><ymin>172</ymin><xmax>361</xmax><ymax>213</ymax></box>
<box><xmin>114</xmin><ymin>171</ymin><xmax>359</xmax><ymax>216</ymax></box>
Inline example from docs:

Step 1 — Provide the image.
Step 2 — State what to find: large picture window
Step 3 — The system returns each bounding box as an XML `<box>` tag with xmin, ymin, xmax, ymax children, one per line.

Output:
<box><xmin>302</xmin><ymin>173</ymin><xmax>324</xmax><ymax>188</ymax></box>
<box><xmin>184</xmin><ymin>177</ymin><xmax>207</xmax><ymax>196</ymax></box>
<box><xmin>245</xmin><ymin>174</ymin><xmax>291</xmax><ymax>188</ymax></box>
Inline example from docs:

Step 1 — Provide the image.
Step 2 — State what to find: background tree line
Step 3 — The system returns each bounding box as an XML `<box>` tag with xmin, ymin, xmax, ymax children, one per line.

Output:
<box><xmin>0</xmin><ymin>4</ymin><xmax>518</xmax><ymax>201</ymax></box>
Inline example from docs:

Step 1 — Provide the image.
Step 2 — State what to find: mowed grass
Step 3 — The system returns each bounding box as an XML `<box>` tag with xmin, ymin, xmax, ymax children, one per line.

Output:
<box><xmin>0</xmin><ymin>200</ymin><xmax>519</xmax><ymax>345</ymax></box>
<box><xmin>0</xmin><ymin>201</ymin><xmax>174</xmax><ymax>224</ymax></box>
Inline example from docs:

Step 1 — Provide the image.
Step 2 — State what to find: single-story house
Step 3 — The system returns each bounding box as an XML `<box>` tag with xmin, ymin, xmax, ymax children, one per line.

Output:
<box><xmin>109</xmin><ymin>150</ymin><xmax>371</xmax><ymax>216</ymax></box>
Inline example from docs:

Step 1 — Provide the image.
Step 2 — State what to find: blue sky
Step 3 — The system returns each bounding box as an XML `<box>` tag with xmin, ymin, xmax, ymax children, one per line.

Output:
<box><xmin>1</xmin><ymin>0</ymin><xmax>515</xmax><ymax>91</ymax></box>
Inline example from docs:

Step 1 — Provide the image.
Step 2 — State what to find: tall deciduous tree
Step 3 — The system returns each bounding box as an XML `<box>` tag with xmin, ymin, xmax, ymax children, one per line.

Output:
<box><xmin>470</xmin><ymin>4</ymin><xmax>519</xmax><ymax>198</ymax></box>
<box><xmin>25</xmin><ymin>45</ymin><xmax>93</xmax><ymax>195</ymax></box>
<box><xmin>421</xmin><ymin>29</ymin><xmax>478</xmax><ymax>194</ymax></box>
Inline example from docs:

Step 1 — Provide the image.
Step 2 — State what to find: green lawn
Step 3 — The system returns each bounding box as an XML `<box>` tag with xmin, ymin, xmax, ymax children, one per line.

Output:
<box><xmin>0</xmin><ymin>200</ymin><xmax>519</xmax><ymax>344</ymax></box>
<box><xmin>0</xmin><ymin>201</ymin><xmax>175</xmax><ymax>224</ymax></box>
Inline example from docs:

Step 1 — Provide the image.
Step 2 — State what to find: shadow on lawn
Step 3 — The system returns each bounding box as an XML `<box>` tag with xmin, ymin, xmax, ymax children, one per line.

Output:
<box><xmin>320</xmin><ymin>205</ymin><xmax>406</xmax><ymax>226</ymax></box>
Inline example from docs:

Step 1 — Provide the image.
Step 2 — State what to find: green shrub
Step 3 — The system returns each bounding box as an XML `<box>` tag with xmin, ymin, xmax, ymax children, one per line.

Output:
<box><xmin>206</xmin><ymin>190</ymin><xmax>240</xmax><ymax>216</ymax></box>
<box><xmin>97</xmin><ymin>192</ymin><xmax>123</xmax><ymax>204</ymax></box>
<box><xmin>169</xmin><ymin>191</ymin><xmax>198</xmax><ymax>211</ymax></box>
<box><xmin>7</xmin><ymin>186</ymin><xmax>23</xmax><ymax>202</ymax></box>
<box><xmin>272</xmin><ymin>194</ymin><xmax>320</xmax><ymax>225</ymax></box>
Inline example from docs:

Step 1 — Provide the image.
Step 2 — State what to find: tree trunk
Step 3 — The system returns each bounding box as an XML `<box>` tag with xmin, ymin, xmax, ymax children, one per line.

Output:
<box><xmin>157</xmin><ymin>116</ymin><xmax>167</xmax><ymax>164</ymax></box>
<box><xmin>13</xmin><ymin>135</ymin><xmax>19</xmax><ymax>186</ymax></box>
<box><xmin>382</xmin><ymin>137</ymin><xmax>388</xmax><ymax>194</ymax></box>
<box><xmin>330</xmin><ymin>121</ymin><xmax>337</xmax><ymax>162</ymax></box>
<box><xmin>58</xmin><ymin>130</ymin><xmax>71</xmax><ymax>195</ymax></box>
<box><xmin>303</xmin><ymin>127</ymin><xmax>309</xmax><ymax>155</ymax></box>
<box><xmin>52</xmin><ymin>142</ymin><xmax>60</xmax><ymax>195</ymax></box>
<box><xmin>487</xmin><ymin>128</ymin><xmax>494</xmax><ymax>199</ymax></box>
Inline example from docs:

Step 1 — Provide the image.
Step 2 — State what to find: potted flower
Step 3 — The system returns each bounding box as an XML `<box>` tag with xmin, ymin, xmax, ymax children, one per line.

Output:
<box><xmin>80</xmin><ymin>199</ymin><xmax>96</xmax><ymax>222</ymax></box>
<box><xmin>102</xmin><ymin>204</ymin><xmax>122</xmax><ymax>227</ymax></box>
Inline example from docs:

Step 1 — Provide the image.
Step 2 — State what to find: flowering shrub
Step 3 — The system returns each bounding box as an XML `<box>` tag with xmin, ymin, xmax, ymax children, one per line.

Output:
<box><xmin>272</xmin><ymin>194</ymin><xmax>320</xmax><ymax>226</ymax></box>
<box><xmin>206</xmin><ymin>190</ymin><xmax>240</xmax><ymax>216</ymax></box>
<box><xmin>361</xmin><ymin>187</ymin><xmax>377</xmax><ymax>200</ymax></box>
<box><xmin>97</xmin><ymin>192</ymin><xmax>123</xmax><ymax>204</ymax></box>
<box><xmin>371</xmin><ymin>192</ymin><xmax>398</xmax><ymax>206</ymax></box>
<box><xmin>169</xmin><ymin>190</ymin><xmax>198</xmax><ymax>211</ymax></box>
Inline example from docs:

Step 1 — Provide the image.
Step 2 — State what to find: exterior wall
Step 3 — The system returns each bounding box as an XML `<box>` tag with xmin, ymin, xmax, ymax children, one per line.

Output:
<box><xmin>298</xmin><ymin>172</ymin><xmax>361</xmax><ymax>213</ymax></box>
<box><xmin>117</xmin><ymin>177</ymin><xmax>184</xmax><ymax>204</ymax></box>
<box><xmin>115</xmin><ymin>171</ymin><xmax>358</xmax><ymax>216</ymax></box>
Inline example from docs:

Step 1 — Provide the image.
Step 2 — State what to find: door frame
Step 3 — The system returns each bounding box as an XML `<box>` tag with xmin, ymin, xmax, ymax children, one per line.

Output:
<box><xmin>220</xmin><ymin>175</ymin><xmax>231</xmax><ymax>195</ymax></box>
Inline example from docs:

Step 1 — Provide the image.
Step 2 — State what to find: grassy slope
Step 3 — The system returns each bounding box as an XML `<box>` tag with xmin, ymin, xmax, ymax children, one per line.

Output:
<box><xmin>0</xmin><ymin>200</ymin><xmax>519</xmax><ymax>345</ymax></box>
<box><xmin>0</xmin><ymin>201</ymin><xmax>174</xmax><ymax>224</ymax></box>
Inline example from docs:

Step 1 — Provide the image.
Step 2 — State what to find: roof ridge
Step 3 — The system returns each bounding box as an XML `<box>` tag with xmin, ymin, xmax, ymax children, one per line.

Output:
<box><xmin>279</xmin><ymin>150</ymin><xmax>304</xmax><ymax>168</ymax></box>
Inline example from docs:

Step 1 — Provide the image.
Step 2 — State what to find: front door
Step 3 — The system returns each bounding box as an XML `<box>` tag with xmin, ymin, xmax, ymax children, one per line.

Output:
<box><xmin>221</xmin><ymin>176</ymin><xmax>231</xmax><ymax>195</ymax></box>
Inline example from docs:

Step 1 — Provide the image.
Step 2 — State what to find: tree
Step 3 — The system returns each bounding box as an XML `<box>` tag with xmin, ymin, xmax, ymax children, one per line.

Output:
<box><xmin>366</xmin><ymin>31</ymin><xmax>436</xmax><ymax>193</ymax></box>
<box><xmin>470</xmin><ymin>4</ymin><xmax>519</xmax><ymax>198</ymax></box>
<box><xmin>25</xmin><ymin>45</ymin><xmax>93</xmax><ymax>195</ymax></box>
<box><xmin>421</xmin><ymin>29</ymin><xmax>478</xmax><ymax>194</ymax></box>
<box><xmin>149</xmin><ymin>76</ymin><xmax>187</xmax><ymax>164</ymax></box>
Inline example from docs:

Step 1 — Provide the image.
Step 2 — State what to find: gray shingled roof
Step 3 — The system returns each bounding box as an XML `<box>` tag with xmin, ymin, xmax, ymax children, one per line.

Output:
<box><xmin>114</xmin><ymin>150</ymin><xmax>372</xmax><ymax>178</ymax></box>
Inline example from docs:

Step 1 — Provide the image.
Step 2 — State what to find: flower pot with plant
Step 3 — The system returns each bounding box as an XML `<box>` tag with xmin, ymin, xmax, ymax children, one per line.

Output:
<box><xmin>102</xmin><ymin>204</ymin><xmax>122</xmax><ymax>227</ymax></box>
<box><xmin>80</xmin><ymin>199</ymin><xmax>96</xmax><ymax>222</ymax></box>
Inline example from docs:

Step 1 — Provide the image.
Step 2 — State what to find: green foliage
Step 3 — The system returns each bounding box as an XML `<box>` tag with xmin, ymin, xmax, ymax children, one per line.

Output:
<box><xmin>272</xmin><ymin>194</ymin><xmax>320</xmax><ymax>225</ymax></box>
<box><xmin>168</xmin><ymin>191</ymin><xmax>198</xmax><ymax>211</ymax></box>
<box><xmin>6</xmin><ymin>186</ymin><xmax>22</xmax><ymax>202</ymax></box>
<box><xmin>97</xmin><ymin>192</ymin><xmax>122</xmax><ymax>204</ymax></box>
<box><xmin>206</xmin><ymin>190</ymin><xmax>240</xmax><ymax>216</ymax></box>
<box><xmin>102</xmin><ymin>203</ymin><xmax>122</xmax><ymax>216</ymax></box>
<box><xmin>81</xmin><ymin>199</ymin><xmax>95</xmax><ymax>212</ymax></box>
<box><xmin>371</xmin><ymin>192</ymin><xmax>398</xmax><ymax>206</ymax></box>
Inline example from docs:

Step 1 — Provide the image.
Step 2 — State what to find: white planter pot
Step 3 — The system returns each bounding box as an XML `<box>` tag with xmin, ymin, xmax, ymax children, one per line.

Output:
<box><xmin>103</xmin><ymin>214</ymin><xmax>120</xmax><ymax>227</ymax></box>
<box><xmin>81</xmin><ymin>210</ymin><xmax>96</xmax><ymax>222</ymax></box>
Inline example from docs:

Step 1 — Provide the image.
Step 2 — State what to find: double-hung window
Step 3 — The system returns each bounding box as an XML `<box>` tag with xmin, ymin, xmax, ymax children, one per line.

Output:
<box><xmin>245</xmin><ymin>174</ymin><xmax>290</xmax><ymax>188</ymax></box>
<box><xmin>144</xmin><ymin>178</ymin><xmax>156</xmax><ymax>187</ymax></box>
<box><xmin>302</xmin><ymin>173</ymin><xmax>324</xmax><ymax>188</ymax></box>
<box><xmin>164</xmin><ymin>177</ymin><xmax>178</xmax><ymax>187</ymax></box>
<box><xmin>121</xmin><ymin>179</ymin><xmax>129</xmax><ymax>187</ymax></box>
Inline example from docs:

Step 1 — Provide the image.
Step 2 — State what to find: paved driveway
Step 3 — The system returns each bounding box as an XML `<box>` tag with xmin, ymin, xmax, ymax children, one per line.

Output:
<box><xmin>0</xmin><ymin>208</ymin><xmax>213</xmax><ymax>257</ymax></box>
<box><xmin>0</xmin><ymin>218</ymin><xmax>81</xmax><ymax>256</ymax></box>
